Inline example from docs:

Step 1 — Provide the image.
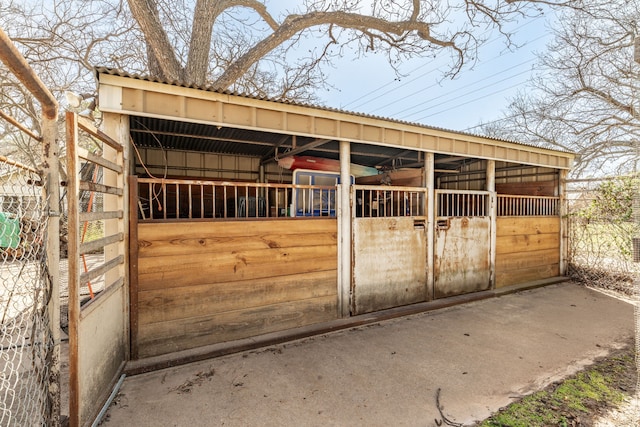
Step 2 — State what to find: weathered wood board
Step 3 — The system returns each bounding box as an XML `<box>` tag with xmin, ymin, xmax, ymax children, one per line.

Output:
<box><xmin>352</xmin><ymin>217</ymin><xmax>427</xmax><ymax>315</ymax></box>
<box><xmin>134</xmin><ymin>219</ymin><xmax>338</xmax><ymax>358</ymax></box>
<box><xmin>495</xmin><ymin>217</ymin><xmax>560</xmax><ymax>288</ymax></box>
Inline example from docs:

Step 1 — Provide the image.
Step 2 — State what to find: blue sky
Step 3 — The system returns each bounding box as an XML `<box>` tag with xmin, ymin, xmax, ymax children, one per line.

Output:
<box><xmin>313</xmin><ymin>12</ymin><xmax>554</xmax><ymax>134</ymax></box>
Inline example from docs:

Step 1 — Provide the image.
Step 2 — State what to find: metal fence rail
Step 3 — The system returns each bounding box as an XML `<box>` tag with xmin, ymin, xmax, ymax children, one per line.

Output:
<box><xmin>435</xmin><ymin>189</ymin><xmax>489</xmax><ymax>218</ymax></box>
<box><xmin>136</xmin><ymin>177</ymin><xmax>337</xmax><ymax>220</ymax></box>
<box><xmin>0</xmin><ymin>158</ymin><xmax>52</xmax><ymax>426</ymax></box>
<box><xmin>497</xmin><ymin>194</ymin><xmax>560</xmax><ymax>216</ymax></box>
<box><xmin>353</xmin><ymin>184</ymin><xmax>426</xmax><ymax>218</ymax></box>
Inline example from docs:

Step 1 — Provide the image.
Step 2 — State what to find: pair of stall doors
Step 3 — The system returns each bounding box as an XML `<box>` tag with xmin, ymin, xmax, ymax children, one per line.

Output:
<box><xmin>351</xmin><ymin>215</ymin><xmax>491</xmax><ymax>315</ymax></box>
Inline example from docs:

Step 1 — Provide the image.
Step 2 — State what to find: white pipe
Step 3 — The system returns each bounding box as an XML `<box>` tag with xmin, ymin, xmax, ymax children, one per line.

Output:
<box><xmin>91</xmin><ymin>374</ymin><xmax>126</xmax><ymax>427</ymax></box>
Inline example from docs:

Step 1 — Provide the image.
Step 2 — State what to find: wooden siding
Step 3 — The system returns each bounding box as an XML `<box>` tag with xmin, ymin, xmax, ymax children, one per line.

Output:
<box><xmin>495</xmin><ymin>217</ymin><xmax>560</xmax><ymax>288</ymax></box>
<box><xmin>135</xmin><ymin>219</ymin><xmax>338</xmax><ymax>358</ymax></box>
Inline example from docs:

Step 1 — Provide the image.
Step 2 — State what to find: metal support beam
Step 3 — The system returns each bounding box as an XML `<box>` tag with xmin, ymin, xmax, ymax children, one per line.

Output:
<box><xmin>338</xmin><ymin>141</ymin><xmax>351</xmax><ymax>318</ymax></box>
<box><xmin>486</xmin><ymin>160</ymin><xmax>497</xmax><ymax>289</ymax></box>
<box><xmin>278</xmin><ymin>138</ymin><xmax>332</xmax><ymax>158</ymax></box>
<box><xmin>425</xmin><ymin>152</ymin><xmax>435</xmax><ymax>301</ymax></box>
<box><xmin>260</xmin><ymin>135</ymin><xmax>290</xmax><ymax>164</ymax></box>
<box><xmin>0</xmin><ymin>29</ymin><xmax>57</xmax><ymax>120</ymax></box>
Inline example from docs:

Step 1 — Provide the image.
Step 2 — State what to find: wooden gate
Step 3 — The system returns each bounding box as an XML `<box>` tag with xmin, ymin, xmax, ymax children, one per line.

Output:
<box><xmin>351</xmin><ymin>185</ymin><xmax>427</xmax><ymax>315</ymax></box>
<box><xmin>66</xmin><ymin>112</ymin><xmax>128</xmax><ymax>426</ymax></box>
<box><xmin>433</xmin><ymin>190</ymin><xmax>491</xmax><ymax>298</ymax></box>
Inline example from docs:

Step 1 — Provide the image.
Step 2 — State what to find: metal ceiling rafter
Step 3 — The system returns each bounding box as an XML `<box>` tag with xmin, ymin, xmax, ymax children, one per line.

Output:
<box><xmin>277</xmin><ymin>138</ymin><xmax>333</xmax><ymax>158</ymax></box>
<box><xmin>129</xmin><ymin>128</ymin><xmax>277</xmax><ymax>148</ymax></box>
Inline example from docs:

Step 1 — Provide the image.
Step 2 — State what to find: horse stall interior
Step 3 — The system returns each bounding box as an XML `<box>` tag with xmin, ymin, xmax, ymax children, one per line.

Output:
<box><xmin>95</xmin><ymin>68</ymin><xmax>573</xmax><ymax>365</ymax></box>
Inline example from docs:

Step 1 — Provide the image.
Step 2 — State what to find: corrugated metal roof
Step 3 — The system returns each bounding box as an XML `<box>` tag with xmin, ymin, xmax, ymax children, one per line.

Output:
<box><xmin>96</xmin><ymin>66</ymin><xmax>564</xmax><ymax>153</ymax></box>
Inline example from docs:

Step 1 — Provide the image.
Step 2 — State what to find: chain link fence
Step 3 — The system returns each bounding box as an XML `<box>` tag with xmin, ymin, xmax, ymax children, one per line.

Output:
<box><xmin>0</xmin><ymin>158</ymin><xmax>53</xmax><ymax>426</ymax></box>
<box><xmin>566</xmin><ymin>176</ymin><xmax>639</xmax><ymax>295</ymax></box>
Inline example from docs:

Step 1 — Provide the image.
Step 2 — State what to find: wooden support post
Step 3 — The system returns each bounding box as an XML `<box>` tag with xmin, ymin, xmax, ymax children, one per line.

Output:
<box><xmin>425</xmin><ymin>152</ymin><xmax>435</xmax><ymax>300</ymax></box>
<box><xmin>486</xmin><ymin>160</ymin><xmax>497</xmax><ymax>289</ymax></box>
<box><xmin>338</xmin><ymin>141</ymin><xmax>351</xmax><ymax>317</ymax></box>
<box><xmin>66</xmin><ymin>112</ymin><xmax>80</xmax><ymax>427</ymax></box>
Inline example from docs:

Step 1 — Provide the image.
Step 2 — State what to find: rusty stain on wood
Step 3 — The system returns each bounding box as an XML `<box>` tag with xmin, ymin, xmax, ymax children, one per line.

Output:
<box><xmin>352</xmin><ymin>217</ymin><xmax>427</xmax><ymax>315</ymax></box>
<box><xmin>434</xmin><ymin>217</ymin><xmax>491</xmax><ymax>299</ymax></box>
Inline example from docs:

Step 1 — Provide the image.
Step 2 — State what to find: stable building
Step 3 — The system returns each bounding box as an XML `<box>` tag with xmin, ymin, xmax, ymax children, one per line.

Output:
<box><xmin>65</xmin><ymin>68</ymin><xmax>573</xmax><ymax>424</ymax></box>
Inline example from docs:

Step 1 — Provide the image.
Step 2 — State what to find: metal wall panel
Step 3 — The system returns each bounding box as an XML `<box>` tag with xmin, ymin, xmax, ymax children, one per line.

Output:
<box><xmin>352</xmin><ymin>217</ymin><xmax>427</xmax><ymax>314</ymax></box>
<box><xmin>434</xmin><ymin>217</ymin><xmax>491</xmax><ymax>298</ymax></box>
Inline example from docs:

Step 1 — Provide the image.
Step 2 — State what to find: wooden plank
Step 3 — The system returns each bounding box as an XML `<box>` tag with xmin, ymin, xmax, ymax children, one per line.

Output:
<box><xmin>138</xmin><ymin>245</ymin><xmax>337</xmax><ymax>291</ymax></box>
<box><xmin>137</xmin><ymin>295</ymin><xmax>338</xmax><ymax>358</ymax></box>
<box><xmin>80</xmin><ymin>210</ymin><xmax>123</xmax><ymax>222</ymax></box>
<box><xmin>65</xmin><ymin>111</ymin><xmax>81</xmax><ymax>426</ymax></box>
<box><xmin>79</xmin><ymin>232</ymin><xmax>123</xmax><ymax>255</ymax></box>
<box><xmin>129</xmin><ymin>175</ymin><xmax>140</xmax><ymax>360</ymax></box>
<box><xmin>138</xmin><ymin>230</ymin><xmax>338</xmax><ymax>258</ymax></box>
<box><xmin>138</xmin><ymin>269</ymin><xmax>337</xmax><ymax>325</ymax></box>
<box><xmin>496</xmin><ymin>217</ymin><xmax>560</xmax><ymax>236</ymax></box>
<box><xmin>79</xmin><ymin>254</ymin><xmax>124</xmax><ymax>285</ymax></box>
<box><xmin>78</xmin><ymin>115</ymin><xmax>123</xmax><ymax>152</ymax></box>
<box><xmin>496</xmin><ymin>264</ymin><xmax>560</xmax><ymax>288</ymax></box>
<box><xmin>77</xmin><ymin>146</ymin><xmax>123</xmax><ymax>173</ymax></box>
<box><xmin>80</xmin><ymin>180</ymin><xmax>123</xmax><ymax>196</ymax></box>
<box><xmin>495</xmin><ymin>248</ymin><xmax>560</xmax><ymax>270</ymax></box>
<box><xmin>496</xmin><ymin>233</ymin><xmax>559</xmax><ymax>255</ymax></box>
<box><xmin>138</xmin><ymin>218</ymin><xmax>337</xmax><ymax>240</ymax></box>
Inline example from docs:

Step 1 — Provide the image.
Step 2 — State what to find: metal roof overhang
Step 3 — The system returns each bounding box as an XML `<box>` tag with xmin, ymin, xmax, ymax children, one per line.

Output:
<box><xmin>97</xmin><ymin>71</ymin><xmax>574</xmax><ymax>171</ymax></box>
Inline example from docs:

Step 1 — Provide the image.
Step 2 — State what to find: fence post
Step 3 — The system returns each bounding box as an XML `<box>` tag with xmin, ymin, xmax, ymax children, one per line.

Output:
<box><xmin>43</xmin><ymin>112</ymin><xmax>61</xmax><ymax>427</ymax></box>
<box><xmin>559</xmin><ymin>170</ymin><xmax>568</xmax><ymax>276</ymax></box>
<box><xmin>0</xmin><ymin>27</ymin><xmax>60</xmax><ymax>426</ymax></box>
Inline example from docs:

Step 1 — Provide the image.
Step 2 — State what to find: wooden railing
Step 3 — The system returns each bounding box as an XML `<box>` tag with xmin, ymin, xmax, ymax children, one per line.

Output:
<box><xmin>435</xmin><ymin>190</ymin><xmax>489</xmax><ymax>217</ymax></box>
<box><xmin>497</xmin><ymin>194</ymin><xmax>559</xmax><ymax>216</ymax></box>
<box><xmin>136</xmin><ymin>177</ymin><xmax>337</xmax><ymax>220</ymax></box>
<box><xmin>353</xmin><ymin>185</ymin><xmax>426</xmax><ymax>218</ymax></box>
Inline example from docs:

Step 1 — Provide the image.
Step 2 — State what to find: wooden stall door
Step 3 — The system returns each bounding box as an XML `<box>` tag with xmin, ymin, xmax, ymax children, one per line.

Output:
<box><xmin>433</xmin><ymin>190</ymin><xmax>491</xmax><ymax>299</ymax></box>
<box><xmin>67</xmin><ymin>112</ymin><xmax>128</xmax><ymax>426</ymax></box>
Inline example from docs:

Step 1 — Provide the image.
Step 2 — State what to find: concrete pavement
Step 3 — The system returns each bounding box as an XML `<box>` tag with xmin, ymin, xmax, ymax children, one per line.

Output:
<box><xmin>102</xmin><ymin>282</ymin><xmax>635</xmax><ymax>426</ymax></box>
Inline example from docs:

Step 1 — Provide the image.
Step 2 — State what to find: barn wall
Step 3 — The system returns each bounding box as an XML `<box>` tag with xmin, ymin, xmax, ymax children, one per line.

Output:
<box><xmin>438</xmin><ymin>160</ymin><xmax>559</xmax><ymax>192</ymax></box>
<box><xmin>495</xmin><ymin>217</ymin><xmax>560</xmax><ymax>288</ymax></box>
<box><xmin>134</xmin><ymin>219</ymin><xmax>338</xmax><ymax>358</ymax></box>
<box><xmin>135</xmin><ymin>147</ymin><xmax>286</xmax><ymax>182</ymax></box>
